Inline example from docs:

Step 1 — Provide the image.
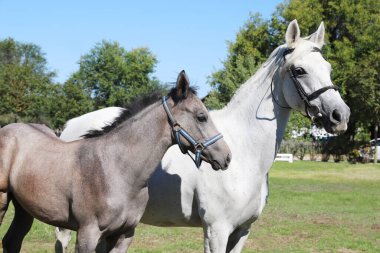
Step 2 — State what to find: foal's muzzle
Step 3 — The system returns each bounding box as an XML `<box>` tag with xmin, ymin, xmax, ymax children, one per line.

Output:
<box><xmin>174</xmin><ymin>128</ymin><xmax>223</xmax><ymax>168</ymax></box>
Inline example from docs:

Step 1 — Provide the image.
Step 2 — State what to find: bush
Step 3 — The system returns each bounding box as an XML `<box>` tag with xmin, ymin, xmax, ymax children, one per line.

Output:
<box><xmin>321</xmin><ymin>135</ymin><xmax>353</xmax><ymax>163</ymax></box>
<box><xmin>280</xmin><ymin>138</ymin><xmax>322</xmax><ymax>161</ymax></box>
<box><xmin>348</xmin><ymin>149</ymin><xmax>360</xmax><ymax>164</ymax></box>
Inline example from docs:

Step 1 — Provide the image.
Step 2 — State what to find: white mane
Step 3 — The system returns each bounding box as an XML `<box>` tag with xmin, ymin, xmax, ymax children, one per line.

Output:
<box><xmin>225</xmin><ymin>44</ymin><xmax>287</xmax><ymax>110</ymax></box>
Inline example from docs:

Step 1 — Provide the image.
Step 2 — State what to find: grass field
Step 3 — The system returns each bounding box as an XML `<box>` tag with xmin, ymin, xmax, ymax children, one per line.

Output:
<box><xmin>1</xmin><ymin>161</ymin><xmax>379</xmax><ymax>252</ymax></box>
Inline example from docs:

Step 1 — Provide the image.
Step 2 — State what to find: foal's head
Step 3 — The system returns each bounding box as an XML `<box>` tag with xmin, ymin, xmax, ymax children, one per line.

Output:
<box><xmin>165</xmin><ymin>71</ymin><xmax>231</xmax><ymax>170</ymax></box>
<box><xmin>278</xmin><ymin>20</ymin><xmax>350</xmax><ymax>133</ymax></box>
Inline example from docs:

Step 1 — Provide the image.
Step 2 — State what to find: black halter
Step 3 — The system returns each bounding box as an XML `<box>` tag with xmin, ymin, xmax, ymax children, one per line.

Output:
<box><xmin>272</xmin><ymin>47</ymin><xmax>339</xmax><ymax>121</ymax></box>
<box><xmin>162</xmin><ymin>96</ymin><xmax>223</xmax><ymax>168</ymax></box>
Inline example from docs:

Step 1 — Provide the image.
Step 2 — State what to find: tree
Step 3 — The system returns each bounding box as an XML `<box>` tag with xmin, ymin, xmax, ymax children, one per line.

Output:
<box><xmin>205</xmin><ymin>13</ymin><xmax>276</xmax><ymax>109</ymax></box>
<box><xmin>0</xmin><ymin>38</ymin><xmax>57</xmax><ymax>126</ymax></box>
<box><xmin>47</xmin><ymin>80</ymin><xmax>94</xmax><ymax>130</ymax></box>
<box><xmin>283</xmin><ymin>0</ymin><xmax>380</xmax><ymax>158</ymax></box>
<box><xmin>70</xmin><ymin>40</ymin><xmax>162</xmax><ymax>109</ymax></box>
<box><xmin>206</xmin><ymin>0</ymin><xmax>380</xmax><ymax>147</ymax></box>
<box><xmin>205</xmin><ymin>12</ymin><xmax>309</xmax><ymax>135</ymax></box>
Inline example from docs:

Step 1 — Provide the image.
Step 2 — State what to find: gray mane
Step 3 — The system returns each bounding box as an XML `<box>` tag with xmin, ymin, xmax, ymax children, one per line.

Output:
<box><xmin>82</xmin><ymin>86</ymin><xmax>197</xmax><ymax>139</ymax></box>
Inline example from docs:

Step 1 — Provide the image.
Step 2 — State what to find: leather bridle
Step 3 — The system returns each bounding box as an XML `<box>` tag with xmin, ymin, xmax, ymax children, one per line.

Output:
<box><xmin>162</xmin><ymin>96</ymin><xmax>223</xmax><ymax>168</ymax></box>
<box><xmin>272</xmin><ymin>47</ymin><xmax>339</xmax><ymax>121</ymax></box>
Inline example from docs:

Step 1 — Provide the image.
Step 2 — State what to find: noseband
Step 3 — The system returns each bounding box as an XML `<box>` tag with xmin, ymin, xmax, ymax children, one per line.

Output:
<box><xmin>272</xmin><ymin>47</ymin><xmax>339</xmax><ymax>121</ymax></box>
<box><xmin>162</xmin><ymin>96</ymin><xmax>223</xmax><ymax>168</ymax></box>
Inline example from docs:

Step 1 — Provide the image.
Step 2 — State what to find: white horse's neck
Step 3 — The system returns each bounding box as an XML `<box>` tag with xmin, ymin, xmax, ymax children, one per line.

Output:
<box><xmin>212</xmin><ymin>47</ymin><xmax>291</xmax><ymax>176</ymax></box>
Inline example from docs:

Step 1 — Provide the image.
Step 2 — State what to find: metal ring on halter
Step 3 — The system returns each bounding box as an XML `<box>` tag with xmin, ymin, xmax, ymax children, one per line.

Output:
<box><xmin>193</xmin><ymin>133</ymin><xmax>223</xmax><ymax>167</ymax></box>
<box><xmin>162</xmin><ymin>96</ymin><xmax>224</xmax><ymax>168</ymax></box>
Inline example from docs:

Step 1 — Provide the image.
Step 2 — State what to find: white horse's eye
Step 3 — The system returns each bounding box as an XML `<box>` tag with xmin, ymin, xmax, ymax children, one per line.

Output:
<box><xmin>294</xmin><ymin>67</ymin><xmax>307</xmax><ymax>76</ymax></box>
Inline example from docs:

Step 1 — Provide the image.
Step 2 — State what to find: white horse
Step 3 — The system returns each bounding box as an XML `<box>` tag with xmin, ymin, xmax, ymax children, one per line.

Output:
<box><xmin>56</xmin><ymin>20</ymin><xmax>350</xmax><ymax>252</ymax></box>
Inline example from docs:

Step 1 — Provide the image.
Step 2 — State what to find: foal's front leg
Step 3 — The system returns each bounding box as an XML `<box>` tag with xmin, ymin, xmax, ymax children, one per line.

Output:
<box><xmin>76</xmin><ymin>225</ymin><xmax>102</xmax><ymax>253</ymax></box>
<box><xmin>104</xmin><ymin>228</ymin><xmax>135</xmax><ymax>253</ymax></box>
<box><xmin>2</xmin><ymin>199</ymin><xmax>34</xmax><ymax>253</ymax></box>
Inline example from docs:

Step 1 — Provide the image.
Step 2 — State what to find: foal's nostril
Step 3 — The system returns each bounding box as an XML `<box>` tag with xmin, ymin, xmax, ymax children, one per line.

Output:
<box><xmin>331</xmin><ymin>109</ymin><xmax>342</xmax><ymax>123</ymax></box>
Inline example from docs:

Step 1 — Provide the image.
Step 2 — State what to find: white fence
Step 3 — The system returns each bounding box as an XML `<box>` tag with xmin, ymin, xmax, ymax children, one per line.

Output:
<box><xmin>275</xmin><ymin>153</ymin><xmax>293</xmax><ymax>163</ymax></box>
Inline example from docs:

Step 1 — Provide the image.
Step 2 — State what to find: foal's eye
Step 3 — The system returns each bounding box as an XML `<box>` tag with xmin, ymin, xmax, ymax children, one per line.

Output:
<box><xmin>196</xmin><ymin>112</ymin><xmax>207</xmax><ymax>122</ymax></box>
<box><xmin>294</xmin><ymin>67</ymin><xmax>307</xmax><ymax>76</ymax></box>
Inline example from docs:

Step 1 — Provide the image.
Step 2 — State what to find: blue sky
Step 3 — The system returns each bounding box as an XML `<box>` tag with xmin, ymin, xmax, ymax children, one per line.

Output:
<box><xmin>0</xmin><ymin>0</ymin><xmax>282</xmax><ymax>97</ymax></box>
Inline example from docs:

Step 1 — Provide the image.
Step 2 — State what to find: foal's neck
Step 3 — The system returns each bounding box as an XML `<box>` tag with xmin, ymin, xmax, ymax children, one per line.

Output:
<box><xmin>105</xmin><ymin>101</ymin><xmax>172</xmax><ymax>187</ymax></box>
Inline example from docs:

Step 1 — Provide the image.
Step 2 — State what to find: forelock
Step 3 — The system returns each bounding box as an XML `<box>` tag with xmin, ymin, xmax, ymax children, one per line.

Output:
<box><xmin>167</xmin><ymin>86</ymin><xmax>198</xmax><ymax>104</ymax></box>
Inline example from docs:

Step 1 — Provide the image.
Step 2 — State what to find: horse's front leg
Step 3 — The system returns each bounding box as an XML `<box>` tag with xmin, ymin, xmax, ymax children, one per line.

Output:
<box><xmin>203</xmin><ymin>223</ymin><xmax>231</xmax><ymax>253</ymax></box>
<box><xmin>55</xmin><ymin>227</ymin><xmax>72</xmax><ymax>253</ymax></box>
<box><xmin>226</xmin><ymin>224</ymin><xmax>252</xmax><ymax>253</ymax></box>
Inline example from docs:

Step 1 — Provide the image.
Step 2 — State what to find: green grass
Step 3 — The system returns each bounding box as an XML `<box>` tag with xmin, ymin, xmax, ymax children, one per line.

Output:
<box><xmin>1</xmin><ymin>161</ymin><xmax>379</xmax><ymax>252</ymax></box>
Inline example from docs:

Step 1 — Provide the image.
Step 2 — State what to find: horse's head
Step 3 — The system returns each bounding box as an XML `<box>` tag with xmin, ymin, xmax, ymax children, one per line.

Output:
<box><xmin>163</xmin><ymin>70</ymin><xmax>231</xmax><ymax>170</ymax></box>
<box><xmin>279</xmin><ymin>20</ymin><xmax>350</xmax><ymax>133</ymax></box>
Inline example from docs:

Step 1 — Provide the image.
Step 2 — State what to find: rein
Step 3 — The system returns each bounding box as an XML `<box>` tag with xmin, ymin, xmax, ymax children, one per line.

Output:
<box><xmin>162</xmin><ymin>96</ymin><xmax>223</xmax><ymax>168</ymax></box>
<box><xmin>271</xmin><ymin>47</ymin><xmax>339</xmax><ymax>121</ymax></box>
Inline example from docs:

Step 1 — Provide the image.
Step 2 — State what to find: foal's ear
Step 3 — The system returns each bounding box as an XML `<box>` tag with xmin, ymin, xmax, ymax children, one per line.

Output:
<box><xmin>285</xmin><ymin>19</ymin><xmax>301</xmax><ymax>46</ymax></box>
<box><xmin>308</xmin><ymin>22</ymin><xmax>325</xmax><ymax>48</ymax></box>
<box><xmin>175</xmin><ymin>70</ymin><xmax>190</xmax><ymax>99</ymax></box>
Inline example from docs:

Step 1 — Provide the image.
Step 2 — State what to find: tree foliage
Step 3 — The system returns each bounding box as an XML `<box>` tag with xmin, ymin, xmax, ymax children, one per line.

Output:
<box><xmin>0</xmin><ymin>39</ymin><xmax>163</xmax><ymax>130</ymax></box>
<box><xmin>70</xmin><ymin>40</ymin><xmax>161</xmax><ymax>109</ymax></box>
<box><xmin>284</xmin><ymin>0</ymin><xmax>380</xmax><ymax>138</ymax></box>
<box><xmin>0</xmin><ymin>38</ymin><xmax>57</xmax><ymax>126</ymax></box>
<box><xmin>1</xmin><ymin>0</ymin><xmax>378</xmax><ymax>141</ymax></box>
<box><xmin>48</xmin><ymin>80</ymin><xmax>94</xmax><ymax>130</ymax></box>
<box><xmin>206</xmin><ymin>14</ymin><xmax>275</xmax><ymax>108</ymax></box>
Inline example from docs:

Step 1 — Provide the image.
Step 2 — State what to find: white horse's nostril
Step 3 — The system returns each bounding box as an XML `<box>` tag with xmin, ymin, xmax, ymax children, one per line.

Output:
<box><xmin>225</xmin><ymin>153</ymin><xmax>231</xmax><ymax>166</ymax></box>
<box><xmin>331</xmin><ymin>109</ymin><xmax>342</xmax><ymax>123</ymax></box>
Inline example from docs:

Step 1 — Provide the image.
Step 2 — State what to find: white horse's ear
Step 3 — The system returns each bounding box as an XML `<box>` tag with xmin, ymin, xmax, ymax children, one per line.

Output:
<box><xmin>309</xmin><ymin>22</ymin><xmax>325</xmax><ymax>48</ymax></box>
<box><xmin>285</xmin><ymin>20</ymin><xmax>301</xmax><ymax>46</ymax></box>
